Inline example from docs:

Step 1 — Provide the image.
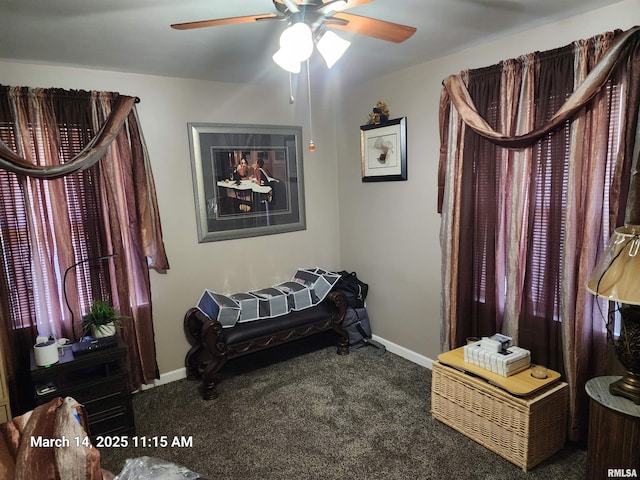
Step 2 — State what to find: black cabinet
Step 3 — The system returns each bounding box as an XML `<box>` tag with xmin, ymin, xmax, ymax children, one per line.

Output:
<box><xmin>30</xmin><ymin>339</ymin><xmax>135</xmax><ymax>440</ymax></box>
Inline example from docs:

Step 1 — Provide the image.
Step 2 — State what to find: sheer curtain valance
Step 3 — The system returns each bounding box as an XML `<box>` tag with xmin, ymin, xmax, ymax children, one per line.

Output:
<box><xmin>441</xmin><ymin>26</ymin><xmax>639</xmax><ymax>147</ymax></box>
<box><xmin>0</xmin><ymin>91</ymin><xmax>137</xmax><ymax>179</ymax></box>
<box><xmin>439</xmin><ymin>25</ymin><xmax>640</xmax><ymax>222</ymax></box>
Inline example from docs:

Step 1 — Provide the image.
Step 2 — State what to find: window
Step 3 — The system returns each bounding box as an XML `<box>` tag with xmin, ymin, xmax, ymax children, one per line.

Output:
<box><xmin>0</xmin><ymin>115</ymin><xmax>111</xmax><ymax>338</ymax></box>
<box><xmin>469</xmin><ymin>72</ymin><xmax>624</xmax><ymax>330</ymax></box>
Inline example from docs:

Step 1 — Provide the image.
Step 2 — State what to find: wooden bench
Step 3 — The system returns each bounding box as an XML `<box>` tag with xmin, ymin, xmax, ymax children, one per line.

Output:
<box><xmin>183</xmin><ymin>291</ymin><xmax>349</xmax><ymax>399</ymax></box>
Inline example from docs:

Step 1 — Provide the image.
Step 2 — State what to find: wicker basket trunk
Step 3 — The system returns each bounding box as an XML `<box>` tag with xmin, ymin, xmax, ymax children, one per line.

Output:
<box><xmin>431</xmin><ymin>361</ymin><xmax>568</xmax><ymax>471</ymax></box>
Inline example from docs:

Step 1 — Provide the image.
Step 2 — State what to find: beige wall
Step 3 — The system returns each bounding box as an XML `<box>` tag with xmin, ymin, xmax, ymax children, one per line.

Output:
<box><xmin>0</xmin><ymin>63</ymin><xmax>343</xmax><ymax>376</ymax></box>
<box><xmin>0</xmin><ymin>0</ymin><xmax>636</xmax><ymax>378</ymax></box>
<box><xmin>335</xmin><ymin>0</ymin><xmax>635</xmax><ymax>363</ymax></box>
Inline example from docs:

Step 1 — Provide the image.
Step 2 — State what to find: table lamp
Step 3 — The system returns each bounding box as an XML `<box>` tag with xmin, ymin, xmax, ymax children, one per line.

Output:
<box><xmin>586</xmin><ymin>224</ymin><xmax>640</xmax><ymax>404</ymax></box>
<box><xmin>63</xmin><ymin>253</ymin><xmax>117</xmax><ymax>341</ymax></box>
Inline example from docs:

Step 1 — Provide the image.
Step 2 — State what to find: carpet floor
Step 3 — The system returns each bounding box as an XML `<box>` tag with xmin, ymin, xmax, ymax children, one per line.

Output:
<box><xmin>100</xmin><ymin>333</ymin><xmax>586</xmax><ymax>479</ymax></box>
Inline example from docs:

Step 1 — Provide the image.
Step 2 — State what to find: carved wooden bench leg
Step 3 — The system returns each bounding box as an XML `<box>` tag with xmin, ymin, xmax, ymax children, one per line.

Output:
<box><xmin>200</xmin><ymin>356</ymin><xmax>228</xmax><ymax>400</ymax></box>
<box><xmin>184</xmin><ymin>345</ymin><xmax>201</xmax><ymax>380</ymax></box>
<box><xmin>184</xmin><ymin>307</ymin><xmax>205</xmax><ymax>380</ymax></box>
<box><xmin>202</xmin><ymin>380</ymin><xmax>218</xmax><ymax>400</ymax></box>
<box><xmin>328</xmin><ymin>292</ymin><xmax>349</xmax><ymax>356</ymax></box>
<box><xmin>336</xmin><ymin>334</ymin><xmax>350</xmax><ymax>356</ymax></box>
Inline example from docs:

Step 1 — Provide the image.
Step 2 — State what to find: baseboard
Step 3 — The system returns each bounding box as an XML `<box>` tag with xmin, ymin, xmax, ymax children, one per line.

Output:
<box><xmin>371</xmin><ymin>335</ymin><xmax>434</xmax><ymax>370</ymax></box>
<box><xmin>139</xmin><ymin>367</ymin><xmax>187</xmax><ymax>391</ymax></box>
<box><xmin>139</xmin><ymin>337</ymin><xmax>433</xmax><ymax>392</ymax></box>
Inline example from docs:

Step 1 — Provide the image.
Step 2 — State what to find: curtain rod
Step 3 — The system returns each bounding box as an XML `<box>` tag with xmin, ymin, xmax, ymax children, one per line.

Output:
<box><xmin>135</xmin><ymin>97</ymin><xmax>140</xmax><ymax>104</ymax></box>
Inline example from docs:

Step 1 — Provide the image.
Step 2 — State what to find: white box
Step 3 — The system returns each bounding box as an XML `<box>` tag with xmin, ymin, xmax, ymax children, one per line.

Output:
<box><xmin>496</xmin><ymin>347</ymin><xmax>531</xmax><ymax>376</ymax></box>
<box><xmin>480</xmin><ymin>337</ymin><xmax>502</xmax><ymax>353</ymax></box>
<box><xmin>490</xmin><ymin>352</ymin><xmax>499</xmax><ymax>374</ymax></box>
<box><xmin>469</xmin><ymin>343</ymin><xmax>481</xmax><ymax>364</ymax></box>
<box><xmin>197</xmin><ymin>290</ymin><xmax>240</xmax><ymax>328</ymax></box>
<box><xmin>275</xmin><ymin>281</ymin><xmax>313</xmax><ymax>311</ymax></box>
<box><xmin>464</xmin><ymin>342</ymin><xmax>531</xmax><ymax>377</ymax></box>
<box><xmin>463</xmin><ymin>342</ymin><xmax>481</xmax><ymax>362</ymax></box>
<box><xmin>484</xmin><ymin>350</ymin><xmax>492</xmax><ymax>370</ymax></box>
<box><xmin>250</xmin><ymin>287</ymin><xmax>289</xmax><ymax>317</ymax></box>
<box><xmin>292</xmin><ymin>268</ymin><xmax>340</xmax><ymax>304</ymax></box>
<box><xmin>231</xmin><ymin>292</ymin><xmax>260</xmax><ymax>323</ymax></box>
<box><xmin>490</xmin><ymin>333</ymin><xmax>512</xmax><ymax>350</ymax></box>
<box><xmin>478</xmin><ymin>348</ymin><xmax>488</xmax><ymax>370</ymax></box>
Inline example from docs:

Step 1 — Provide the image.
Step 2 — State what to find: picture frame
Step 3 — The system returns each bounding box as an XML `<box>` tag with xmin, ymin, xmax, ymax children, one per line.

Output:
<box><xmin>360</xmin><ymin>117</ymin><xmax>407</xmax><ymax>182</ymax></box>
<box><xmin>187</xmin><ymin>123</ymin><xmax>306</xmax><ymax>242</ymax></box>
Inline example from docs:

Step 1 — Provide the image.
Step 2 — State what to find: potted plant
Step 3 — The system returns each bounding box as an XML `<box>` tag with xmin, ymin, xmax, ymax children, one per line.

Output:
<box><xmin>82</xmin><ymin>300</ymin><xmax>126</xmax><ymax>338</ymax></box>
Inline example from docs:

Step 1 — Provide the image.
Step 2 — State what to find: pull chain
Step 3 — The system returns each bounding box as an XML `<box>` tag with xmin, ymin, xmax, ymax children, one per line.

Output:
<box><xmin>289</xmin><ymin>71</ymin><xmax>295</xmax><ymax>104</ymax></box>
<box><xmin>306</xmin><ymin>59</ymin><xmax>315</xmax><ymax>151</ymax></box>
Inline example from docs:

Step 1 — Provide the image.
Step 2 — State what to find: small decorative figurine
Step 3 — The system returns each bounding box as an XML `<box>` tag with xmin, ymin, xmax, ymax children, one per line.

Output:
<box><xmin>367</xmin><ymin>101</ymin><xmax>390</xmax><ymax>125</ymax></box>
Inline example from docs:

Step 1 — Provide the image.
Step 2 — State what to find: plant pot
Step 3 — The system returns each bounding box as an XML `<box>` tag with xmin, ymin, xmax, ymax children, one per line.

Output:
<box><xmin>91</xmin><ymin>323</ymin><xmax>116</xmax><ymax>338</ymax></box>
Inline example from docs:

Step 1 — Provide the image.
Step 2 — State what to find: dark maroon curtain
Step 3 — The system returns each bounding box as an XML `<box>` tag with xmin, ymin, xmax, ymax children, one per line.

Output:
<box><xmin>454</xmin><ymin>65</ymin><xmax>503</xmax><ymax>347</ymax></box>
<box><xmin>0</xmin><ymin>86</ymin><xmax>169</xmax><ymax>413</ymax></box>
<box><xmin>518</xmin><ymin>46</ymin><xmax>574</xmax><ymax>375</ymax></box>
<box><xmin>439</xmin><ymin>27</ymin><xmax>640</xmax><ymax>441</ymax></box>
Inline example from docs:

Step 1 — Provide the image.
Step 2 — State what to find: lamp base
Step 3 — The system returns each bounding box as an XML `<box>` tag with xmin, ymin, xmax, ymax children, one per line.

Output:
<box><xmin>609</xmin><ymin>371</ymin><xmax>640</xmax><ymax>405</ymax></box>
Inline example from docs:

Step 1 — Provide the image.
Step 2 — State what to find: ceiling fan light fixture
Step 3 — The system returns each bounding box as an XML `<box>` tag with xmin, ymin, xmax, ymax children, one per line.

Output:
<box><xmin>272</xmin><ymin>48</ymin><xmax>301</xmax><ymax>73</ymax></box>
<box><xmin>317</xmin><ymin>0</ymin><xmax>349</xmax><ymax>15</ymax></box>
<box><xmin>279</xmin><ymin>22</ymin><xmax>313</xmax><ymax>62</ymax></box>
<box><xmin>316</xmin><ymin>30</ymin><xmax>351</xmax><ymax>68</ymax></box>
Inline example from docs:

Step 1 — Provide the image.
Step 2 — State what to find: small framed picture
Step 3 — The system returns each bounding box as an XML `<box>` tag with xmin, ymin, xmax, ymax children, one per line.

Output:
<box><xmin>360</xmin><ymin>117</ymin><xmax>407</xmax><ymax>182</ymax></box>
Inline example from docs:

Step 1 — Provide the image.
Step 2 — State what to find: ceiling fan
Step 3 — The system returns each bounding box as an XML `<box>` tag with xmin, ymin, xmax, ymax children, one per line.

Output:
<box><xmin>171</xmin><ymin>1</ymin><xmax>416</xmax><ymax>150</ymax></box>
<box><xmin>170</xmin><ymin>0</ymin><xmax>417</xmax><ymax>44</ymax></box>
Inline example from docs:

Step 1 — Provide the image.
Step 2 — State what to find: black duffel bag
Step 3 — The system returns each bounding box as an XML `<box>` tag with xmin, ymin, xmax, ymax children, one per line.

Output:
<box><xmin>342</xmin><ymin>307</ymin><xmax>386</xmax><ymax>354</ymax></box>
<box><xmin>333</xmin><ymin>271</ymin><xmax>368</xmax><ymax>308</ymax></box>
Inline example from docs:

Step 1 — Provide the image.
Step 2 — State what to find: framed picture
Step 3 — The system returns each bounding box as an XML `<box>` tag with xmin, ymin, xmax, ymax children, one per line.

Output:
<box><xmin>360</xmin><ymin>117</ymin><xmax>407</xmax><ymax>182</ymax></box>
<box><xmin>188</xmin><ymin>123</ymin><xmax>306</xmax><ymax>242</ymax></box>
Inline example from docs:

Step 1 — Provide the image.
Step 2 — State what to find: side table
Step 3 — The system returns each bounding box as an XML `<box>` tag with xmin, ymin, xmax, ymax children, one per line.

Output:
<box><xmin>585</xmin><ymin>376</ymin><xmax>640</xmax><ymax>479</ymax></box>
<box><xmin>30</xmin><ymin>338</ymin><xmax>135</xmax><ymax>441</ymax></box>
<box><xmin>432</xmin><ymin>360</ymin><xmax>567</xmax><ymax>471</ymax></box>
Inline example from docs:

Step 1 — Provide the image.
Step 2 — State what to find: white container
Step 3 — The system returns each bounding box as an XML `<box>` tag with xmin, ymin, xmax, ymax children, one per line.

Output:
<box><xmin>231</xmin><ymin>292</ymin><xmax>260</xmax><ymax>323</ymax></box>
<box><xmin>34</xmin><ymin>340</ymin><xmax>59</xmax><ymax>367</ymax></box>
<box><xmin>292</xmin><ymin>268</ymin><xmax>340</xmax><ymax>304</ymax></box>
<box><xmin>197</xmin><ymin>290</ymin><xmax>241</xmax><ymax>328</ymax></box>
<box><xmin>250</xmin><ymin>287</ymin><xmax>289</xmax><ymax>317</ymax></box>
<box><xmin>275</xmin><ymin>281</ymin><xmax>313</xmax><ymax>311</ymax></box>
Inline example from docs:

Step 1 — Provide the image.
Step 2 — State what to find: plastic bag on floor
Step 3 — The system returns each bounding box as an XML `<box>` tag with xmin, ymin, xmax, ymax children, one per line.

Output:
<box><xmin>115</xmin><ymin>456</ymin><xmax>209</xmax><ymax>480</ymax></box>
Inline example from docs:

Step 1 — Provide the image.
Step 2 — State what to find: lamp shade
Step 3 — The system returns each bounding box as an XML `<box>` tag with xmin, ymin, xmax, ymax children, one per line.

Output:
<box><xmin>316</xmin><ymin>30</ymin><xmax>351</xmax><ymax>68</ymax></box>
<box><xmin>272</xmin><ymin>48</ymin><xmax>301</xmax><ymax>73</ymax></box>
<box><xmin>586</xmin><ymin>225</ymin><xmax>640</xmax><ymax>305</ymax></box>
<box><xmin>280</xmin><ymin>22</ymin><xmax>313</xmax><ymax>62</ymax></box>
<box><xmin>273</xmin><ymin>22</ymin><xmax>314</xmax><ymax>73</ymax></box>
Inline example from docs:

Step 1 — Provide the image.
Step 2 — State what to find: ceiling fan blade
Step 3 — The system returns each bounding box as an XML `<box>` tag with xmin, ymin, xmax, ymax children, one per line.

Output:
<box><xmin>339</xmin><ymin>0</ymin><xmax>374</xmax><ymax>8</ymax></box>
<box><xmin>317</xmin><ymin>0</ymin><xmax>373</xmax><ymax>15</ymax></box>
<box><xmin>329</xmin><ymin>13</ymin><xmax>416</xmax><ymax>43</ymax></box>
<box><xmin>171</xmin><ymin>14</ymin><xmax>279</xmax><ymax>30</ymax></box>
<box><xmin>317</xmin><ymin>0</ymin><xmax>348</xmax><ymax>16</ymax></box>
<box><xmin>450</xmin><ymin>0</ymin><xmax>524</xmax><ymax>10</ymax></box>
<box><xmin>273</xmin><ymin>0</ymin><xmax>301</xmax><ymax>14</ymax></box>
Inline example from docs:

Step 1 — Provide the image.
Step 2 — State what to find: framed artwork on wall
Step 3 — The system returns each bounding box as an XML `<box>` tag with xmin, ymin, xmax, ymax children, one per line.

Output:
<box><xmin>187</xmin><ymin>123</ymin><xmax>306</xmax><ymax>242</ymax></box>
<box><xmin>360</xmin><ymin>117</ymin><xmax>407</xmax><ymax>182</ymax></box>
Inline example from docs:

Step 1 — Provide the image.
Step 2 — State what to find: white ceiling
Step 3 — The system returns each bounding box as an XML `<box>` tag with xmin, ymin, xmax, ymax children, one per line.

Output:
<box><xmin>0</xmin><ymin>0</ymin><xmax>624</xmax><ymax>86</ymax></box>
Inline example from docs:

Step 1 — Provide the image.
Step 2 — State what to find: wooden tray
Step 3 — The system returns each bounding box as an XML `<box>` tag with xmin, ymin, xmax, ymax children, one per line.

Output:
<box><xmin>437</xmin><ymin>347</ymin><xmax>560</xmax><ymax>396</ymax></box>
